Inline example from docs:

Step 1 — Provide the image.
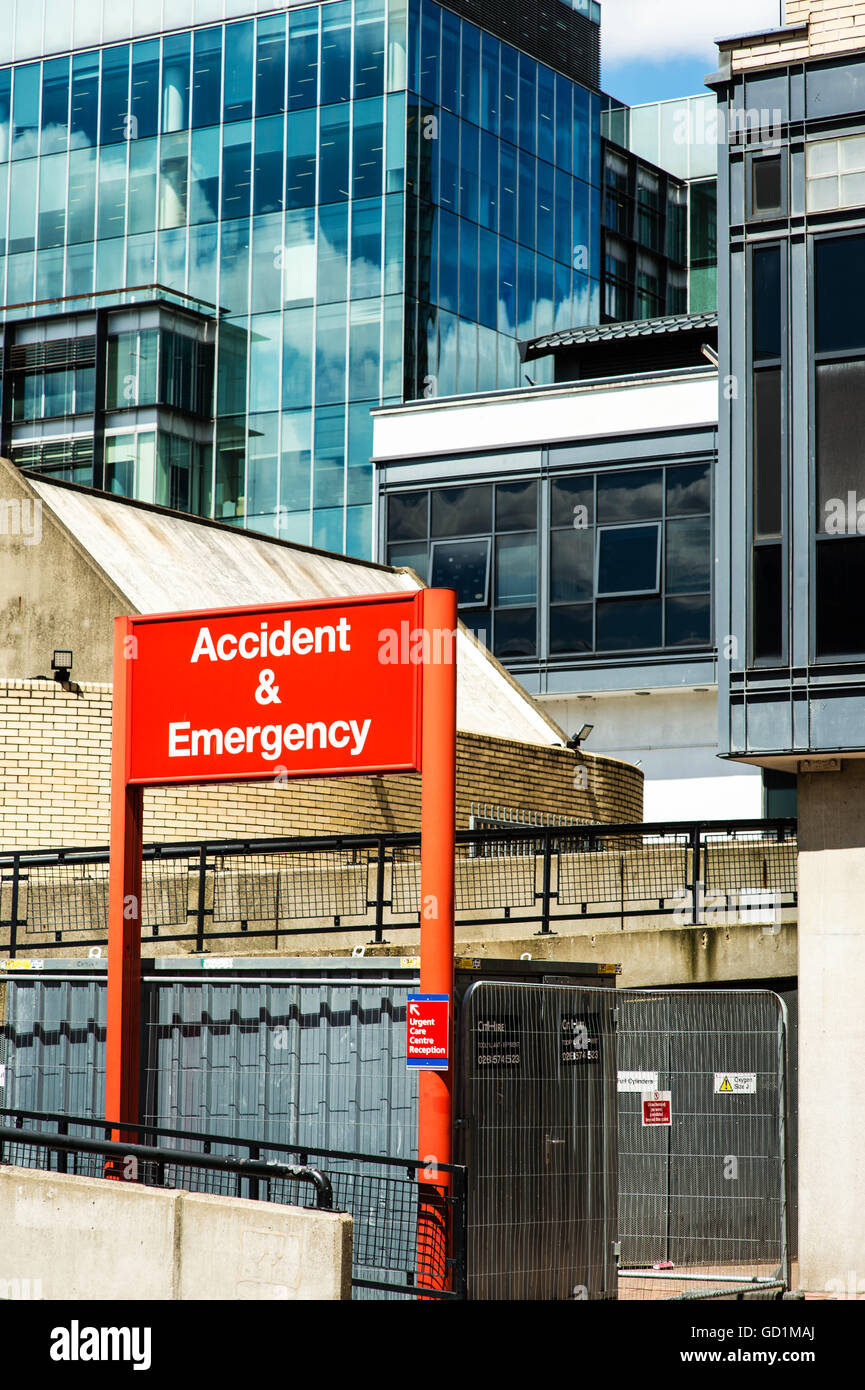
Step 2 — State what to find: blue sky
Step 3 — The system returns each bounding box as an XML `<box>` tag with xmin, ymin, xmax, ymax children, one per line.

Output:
<box><xmin>599</xmin><ymin>0</ymin><xmax>784</xmax><ymax>107</ymax></box>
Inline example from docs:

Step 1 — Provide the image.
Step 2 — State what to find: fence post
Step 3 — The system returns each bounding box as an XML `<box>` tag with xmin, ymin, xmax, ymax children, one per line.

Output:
<box><xmin>537</xmin><ymin>828</ymin><xmax>554</xmax><ymax>935</ymax></box>
<box><xmin>8</xmin><ymin>853</ymin><xmax>20</xmax><ymax>960</ymax></box>
<box><xmin>195</xmin><ymin>846</ymin><xmax>207</xmax><ymax>953</ymax></box>
<box><xmin>690</xmin><ymin>823</ymin><xmax>702</xmax><ymax>926</ymax></box>
<box><xmin>372</xmin><ymin>836</ymin><xmax>387</xmax><ymax>944</ymax></box>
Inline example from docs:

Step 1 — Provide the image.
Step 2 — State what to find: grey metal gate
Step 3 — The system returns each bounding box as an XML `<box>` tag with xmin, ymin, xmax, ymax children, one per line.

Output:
<box><xmin>459</xmin><ymin>980</ymin><xmax>619</xmax><ymax>1300</ymax></box>
<box><xmin>616</xmin><ymin>988</ymin><xmax>789</xmax><ymax>1300</ymax></box>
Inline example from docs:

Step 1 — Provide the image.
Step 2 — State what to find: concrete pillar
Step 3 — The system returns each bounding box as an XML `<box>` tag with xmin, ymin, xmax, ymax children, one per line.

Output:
<box><xmin>797</xmin><ymin>761</ymin><xmax>865</xmax><ymax>1296</ymax></box>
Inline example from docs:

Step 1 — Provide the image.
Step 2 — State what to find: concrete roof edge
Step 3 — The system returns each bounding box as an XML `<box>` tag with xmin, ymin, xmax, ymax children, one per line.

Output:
<box><xmin>20</xmin><ymin>467</ymin><xmax>399</xmax><ymax>577</ymax></box>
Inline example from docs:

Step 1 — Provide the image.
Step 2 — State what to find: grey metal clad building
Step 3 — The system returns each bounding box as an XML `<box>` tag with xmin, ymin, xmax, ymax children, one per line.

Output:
<box><xmin>710</xmin><ymin>31</ymin><xmax>865</xmax><ymax>765</ymax></box>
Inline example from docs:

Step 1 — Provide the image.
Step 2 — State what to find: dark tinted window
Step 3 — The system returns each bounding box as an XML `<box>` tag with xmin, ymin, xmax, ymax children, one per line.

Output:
<box><xmin>388</xmin><ymin>491</ymin><xmax>428</xmax><ymax>540</ymax></box>
<box><xmin>596</xmin><ymin>469</ymin><xmax>662</xmax><ymax>522</ymax></box>
<box><xmin>753</xmin><ymin>544</ymin><xmax>783</xmax><ymax>663</ymax></box>
<box><xmin>493</xmin><ymin>607</ymin><xmax>535</xmax><ymax>658</ymax></box>
<box><xmin>815</xmin><ymin>234</ymin><xmax>865</xmax><ymax>354</ymax></box>
<box><xmin>753</xmin><ymin>246</ymin><xmax>781</xmax><ymax>361</ymax></box>
<box><xmin>816</xmin><ymin>536</ymin><xmax>865</xmax><ymax>657</ymax></box>
<box><xmin>550</xmin><ymin>604</ymin><xmax>593</xmax><ymax>654</ymax></box>
<box><xmin>752</xmin><ymin>155</ymin><xmax>783</xmax><ymax>214</ymax></box>
<box><xmin>430</xmin><ymin>537</ymin><xmax>489</xmax><ymax>604</ymax></box>
<box><xmin>550</xmin><ymin>475</ymin><xmax>593</xmax><ymax>527</ymax></box>
<box><xmin>597</xmin><ymin>598</ymin><xmax>662</xmax><ymax>652</ymax></box>
<box><xmin>430</xmin><ymin>484</ymin><xmax>492</xmax><ymax>536</ymax></box>
<box><xmin>495</xmin><ymin>479</ymin><xmax>537</xmax><ymax>530</ymax></box>
<box><xmin>666</xmin><ymin>595</ymin><xmax>711</xmax><ymax>648</ymax></box>
<box><xmin>754</xmin><ymin>368</ymin><xmax>782</xmax><ymax>537</ymax></box>
<box><xmin>597</xmin><ymin>524</ymin><xmax>660</xmax><ymax>595</ymax></box>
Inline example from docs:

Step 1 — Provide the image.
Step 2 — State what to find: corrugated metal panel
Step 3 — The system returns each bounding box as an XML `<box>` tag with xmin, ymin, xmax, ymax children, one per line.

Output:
<box><xmin>2</xmin><ymin>972</ymin><xmax>418</xmax><ymax>1159</ymax></box>
<box><xmin>1</xmin><ymin>977</ymin><xmax>105</xmax><ymax>1121</ymax></box>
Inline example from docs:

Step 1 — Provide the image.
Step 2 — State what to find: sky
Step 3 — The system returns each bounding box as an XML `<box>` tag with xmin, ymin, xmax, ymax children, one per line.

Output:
<box><xmin>600</xmin><ymin>0</ymin><xmax>784</xmax><ymax>106</ymax></box>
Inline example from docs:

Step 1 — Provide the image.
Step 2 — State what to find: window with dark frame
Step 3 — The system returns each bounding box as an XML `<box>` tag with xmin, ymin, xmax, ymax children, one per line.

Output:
<box><xmin>385</xmin><ymin>460</ymin><xmax>711</xmax><ymax>661</ymax></box>
<box><xmin>814</xmin><ymin>233</ymin><xmax>865</xmax><ymax>659</ymax></box>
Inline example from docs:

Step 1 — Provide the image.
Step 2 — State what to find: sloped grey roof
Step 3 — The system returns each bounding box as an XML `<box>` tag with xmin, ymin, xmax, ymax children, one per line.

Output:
<box><xmin>523</xmin><ymin>310</ymin><xmax>718</xmax><ymax>357</ymax></box>
<box><xmin>26</xmin><ymin>471</ymin><xmax>566</xmax><ymax>750</ymax></box>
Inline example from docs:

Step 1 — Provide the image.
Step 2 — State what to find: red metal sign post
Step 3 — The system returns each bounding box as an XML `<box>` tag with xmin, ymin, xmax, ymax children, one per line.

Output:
<box><xmin>106</xmin><ymin>588</ymin><xmax>457</xmax><ymax>1290</ymax></box>
<box><xmin>417</xmin><ymin>586</ymin><xmax>457</xmax><ymax>1294</ymax></box>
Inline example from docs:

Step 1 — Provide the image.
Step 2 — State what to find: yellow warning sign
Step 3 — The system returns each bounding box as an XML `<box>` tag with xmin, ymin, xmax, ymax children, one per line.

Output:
<box><xmin>713</xmin><ymin>1072</ymin><xmax>757</xmax><ymax>1094</ymax></box>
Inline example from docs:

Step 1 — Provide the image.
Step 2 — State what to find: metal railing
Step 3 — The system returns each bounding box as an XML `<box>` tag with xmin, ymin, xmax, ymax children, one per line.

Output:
<box><xmin>0</xmin><ymin>1107</ymin><xmax>468</xmax><ymax>1301</ymax></box>
<box><xmin>0</xmin><ymin>819</ymin><xmax>797</xmax><ymax>956</ymax></box>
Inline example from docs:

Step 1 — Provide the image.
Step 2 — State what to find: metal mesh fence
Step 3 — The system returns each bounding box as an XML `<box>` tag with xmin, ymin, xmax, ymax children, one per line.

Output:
<box><xmin>557</xmin><ymin>832</ymin><xmax>691</xmax><ymax>907</ymax></box>
<box><xmin>24</xmin><ymin>863</ymin><xmax>110</xmax><ymax>934</ymax></box>
<box><xmin>212</xmin><ymin>852</ymin><xmax>370</xmax><ymax>924</ymax></box>
<box><xmin>703</xmin><ymin>828</ymin><xmax>798</xmax><ymax>898</ymax></box>
<box><xmin>0</xmin><ymin>820</ymin><xmax>797</xmax><ymax>953</ymax></box>
<box><xmin>391</xmin><ymin>843</ymin><xmax>536</xmax><ymax>914</ymax></box>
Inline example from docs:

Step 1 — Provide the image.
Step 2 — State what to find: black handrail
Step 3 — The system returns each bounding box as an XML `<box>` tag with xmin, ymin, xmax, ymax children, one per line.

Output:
<box><xmin>0</xmin><ymin>818</ymin><xmax>798</xmax><ymax>954</ymax></box>
<box><xmin>0</xmin><ymin>1124</ymin><xmax>333</xmax><ymax>1208</ymax></box>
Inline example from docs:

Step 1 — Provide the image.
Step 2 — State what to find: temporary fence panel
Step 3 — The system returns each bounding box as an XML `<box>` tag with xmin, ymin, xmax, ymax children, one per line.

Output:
<box><xmin>615</xmin><ymin>988</ymin><xmax>789</xmax><ymax>1300</ymax></box>
<box><xmin>459</xmin><ymin>980</ymin><xmax>619</xmax><ymax>1301</ymax></box>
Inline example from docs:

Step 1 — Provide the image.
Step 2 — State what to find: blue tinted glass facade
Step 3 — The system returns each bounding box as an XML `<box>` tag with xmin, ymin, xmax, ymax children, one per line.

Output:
<box><xmin>0</xmin><ymin>1</ymin><xmax>602</xmax><ymax>557</ymax></box>
<box><xmin>404</xmin><ymin>0</ymin><xmax>602</xmax><ymax>398</ymax></box>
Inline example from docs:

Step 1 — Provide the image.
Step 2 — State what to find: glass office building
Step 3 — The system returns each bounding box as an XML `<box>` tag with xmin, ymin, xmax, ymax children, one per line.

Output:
<box><xmin>0</xmin><ymin>0</ymin><xmax>605</xmax><ymax>557</ymax></box>
<box><xmin>603</xmin><ymin>94</ymin><xmax>718</xmax><ymax>313</ymax></box>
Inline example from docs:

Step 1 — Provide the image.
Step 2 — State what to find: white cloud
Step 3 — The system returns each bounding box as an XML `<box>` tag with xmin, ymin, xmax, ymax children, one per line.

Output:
<box><xmin>600</xmin><ymin>0</ymin><xmax>783</xmax><ymax>65</ymax></box>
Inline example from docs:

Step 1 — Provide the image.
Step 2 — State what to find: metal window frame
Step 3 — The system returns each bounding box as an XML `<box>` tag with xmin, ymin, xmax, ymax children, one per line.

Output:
<box><xmin>595</xmin><ymin>520</ymin><xmax>661</xmax><ymax>598</ymax></box>
<box><xmin>429</xmin><ymin>534</ymin><xmax>492</xmax><ymax>608</ymax></box>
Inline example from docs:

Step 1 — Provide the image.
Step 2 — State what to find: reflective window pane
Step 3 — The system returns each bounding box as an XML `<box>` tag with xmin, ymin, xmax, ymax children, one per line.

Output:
<box><xmin>815</xmin><ymin>233</ymin><xmax>865</xmax><ymax>354</ymax></box>
<box><xmin>551</xmin><ymin>474</ymin><xmax>593</xmax><ymax>528</ymax></box>
<box><xmin>496</xmin><ymin>533</ymin><xmax>536</xmax><ymax>606</ymax></box>
<box><xmin>192</xmin><ymin>27</ymin><xmax>222</xmax><ymax>129</ymax></box>
<box><xmin>496</xmin><ymin>479</ymin><xmax>537</xmax><ymax>530</ymax></box>
<box><xmin>666</xmin><ymin>462</ymin><xmax>710</xmax><ymax>516</ymax></box>
<box><xmin>551</xmin><ymin>526</ymin><xmax>593</xmax><ymax>603</ymax></box>
<box><xmin>550</xmin><ymin>603</ymin><xmax>593</xmax><ymax>654</ymax></box>
<box><xmin>388</xmin><ymin>491</ymin><xmax>428</xmax><ymax>540</ymax></box>
<box><xmin>494</xmin><ymin>607</ymin><xmax>535</xmax><ymax>657</ymax></box>
<box><xmin>666</xmin><ymin>595</ymin><xmax>711</xmax><ymax>648</ymax></box>
<box><xmin>388</xmin><ymin>540</ymin><xmax>429</xmax><ymax>580</ymax></box>
<box><xmin>597</xmin><ymin>469</ymin><xmax>662</xmax><ymax>523</ymax></box>
<box><xmin>430</xmin><ymin>484</ymin><xmax>492</xmax><ymax>536</ymax></box>
<box><xmin>666</xmin><ymin>516</ymin><xmax>711</xmax><ymax>594</ymax></box>
<box><xmin>431</xmin><ymin>538</ymin><xmax>490</xmax><ymax>604</ymax></box>
<box><xmin>597</xmin><ymin>524</ymin><xmax>660</xmax><ymax>595</ymax></box>
<box><xmin>597</xmin><ymin>598</ymin><xmax>662</xmax><ymax>651</ymax></box>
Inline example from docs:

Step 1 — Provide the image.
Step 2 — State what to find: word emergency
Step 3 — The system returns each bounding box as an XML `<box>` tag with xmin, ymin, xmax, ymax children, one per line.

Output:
<box><xmin>168</xmin><ymin>717</ymin><xmax>372</xmax><ymax>760</ymax></box>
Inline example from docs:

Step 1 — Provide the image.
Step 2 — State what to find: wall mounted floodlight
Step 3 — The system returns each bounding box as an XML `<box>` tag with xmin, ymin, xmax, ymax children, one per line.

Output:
<box><xmin>51</xmin><ymin>650</ymin><xmax>73</xmax><ymax>683</ymax></box>
<box><xmin>567</xmin><ymin>723</ymin><xmax>594</xmax><ymax>749</ymax></box>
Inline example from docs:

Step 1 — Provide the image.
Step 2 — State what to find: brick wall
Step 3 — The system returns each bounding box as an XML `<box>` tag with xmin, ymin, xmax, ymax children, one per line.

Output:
<box><xmin>0</xmin><ymin>679</ymin><xmax>642</xmax><ymax>850</ymax></box>
<box><xmin>725</xmin><ymin>1</ymin><xmax>865</xmax><ymax>71</ymax></box>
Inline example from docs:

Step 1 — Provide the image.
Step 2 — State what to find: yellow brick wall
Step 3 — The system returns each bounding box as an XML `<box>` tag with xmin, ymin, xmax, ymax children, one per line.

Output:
<box><xmin>726</xmin><ymin>1</ymin><xmax>865</xmax><ymax>70</ymax></box>
<box><xmin>0</xmin><ymin>679</ymin><xmax>642</xmax><ymax>850</ymax></box>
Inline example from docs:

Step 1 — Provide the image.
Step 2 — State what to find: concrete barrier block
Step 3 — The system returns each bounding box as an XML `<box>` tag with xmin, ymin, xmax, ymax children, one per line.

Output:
<box><xmin>176</xmin><ymin>1191</ymin><xmax>353</xmax><ymax>1300</ymax></box>
<box><xmin>0</xmin><ymin>1166</ymin><xmax>180</xmax><ymax>1300</ymax></box>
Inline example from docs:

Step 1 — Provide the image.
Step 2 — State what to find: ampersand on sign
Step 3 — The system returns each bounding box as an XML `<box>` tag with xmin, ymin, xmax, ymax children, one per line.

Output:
<box><xmin>255</xmin><ymin>668</ymin><xmax>282</xmax><ymax>704</ymax></box>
